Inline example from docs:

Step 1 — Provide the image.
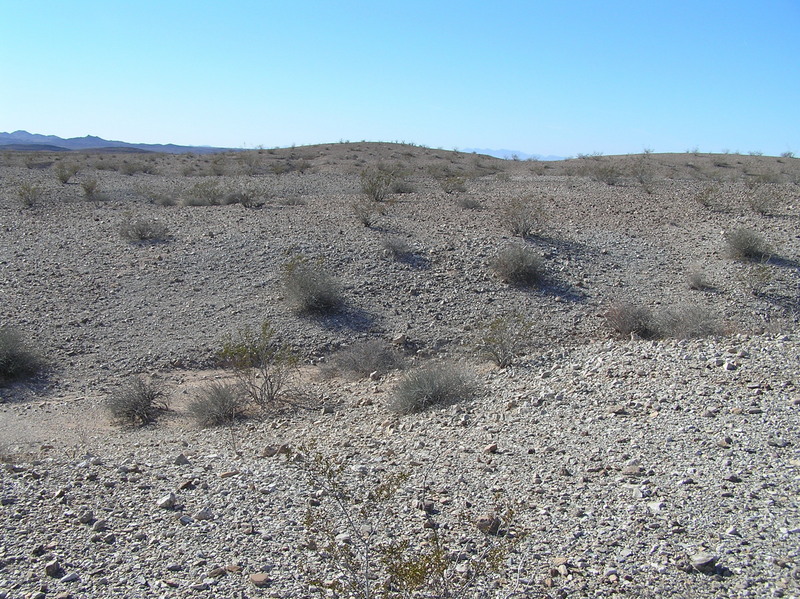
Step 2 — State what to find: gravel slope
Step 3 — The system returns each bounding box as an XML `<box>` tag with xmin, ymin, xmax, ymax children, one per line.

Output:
<box><xmin>1</xmin><ymin>145</ymin><xmax>798</xmax><ymax>598</ymax></box>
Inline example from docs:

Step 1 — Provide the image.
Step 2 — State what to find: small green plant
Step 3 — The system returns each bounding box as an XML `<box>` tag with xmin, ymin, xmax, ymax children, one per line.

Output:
<box><xmin>724</xmin><ymin>227</ymin><xmax>770</xmax><ymax>261</ymax></box>
<box><xmin>217</xmin><ymin>320</ymin><xmax>297</xmax><ymax>410</ymax></box>
<box><xmin>81</xmin><ymin>177</ymin><xmax>99</xmax><ymax>200</ymax></box>
<box><xmin>478</xmin><ymin>314</ymin><xmax>532</xmax><ymax>368</ymax></box>
<box><xmin>187</xmin><ymin>382</ymin><xmax>246</xmax><ymax>427</ymax></box>
<box><xmin>119</xmin><ymin>215</ymin><xmax>169</xmax><ymax>242</ymax></box>
<box><xmin>16</xmin><ymin>183</ymin><xmax>43</xmax><ymax>208</ymax></box>
<box><xmin>351</xmin><ymin>199</ymin><xmax>384</xmax><ymax>227</ymax></box>
<box><xmin>105</xmin><ymin>377</ymin><xmax>168</xmax><ymax>426</ymax></box>
<box><xmin>490</xmin><ymin>244</ymin><xmax>543</xmax><ymax>287</ymax></box>
<box><xmin>183</xmin><ymin>180</ymin><xmax>226</xmax><ymax>206</ymax></box>
<box><xmin>0</xmin><ymin>326</ymin><xmax>43</xmax><ymax>385</ymax></box>
<box><xmin>282</xmin><ymin>255</ymin><xmax>343</xmax><ymax>314</ymax></box>
<box><xmin>54</xmin><ymin>162</ymin><xmax>79</xmax><ymax>184</ymax></box>
<box><xmin>501</xmin><ymin>196</ymin><xmax>542</xmax><ymax>238</ymax></box>
<box><xmin>387</xmin><ymin>364</ymin><xmax>476</xmax><ymax>414</ymax></box>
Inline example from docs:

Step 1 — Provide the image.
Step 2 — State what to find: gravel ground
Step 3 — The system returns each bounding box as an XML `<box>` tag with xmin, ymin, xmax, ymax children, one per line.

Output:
<box><xmin>1</xmin><ymin>145</ymin><xmax>798</xmax><ymax>598</ymax></box>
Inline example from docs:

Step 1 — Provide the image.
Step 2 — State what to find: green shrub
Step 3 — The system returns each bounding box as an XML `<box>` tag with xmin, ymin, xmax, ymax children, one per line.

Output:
<box><xmin>724</xmin><ymin>227</ymin><xmax>770</xmax><ymax>260</ymax></box>
<box><xmin>54</xmin><ymin>162</ymin><xmax>79</xmax><ymax>184</ymax></box>
<box><xmin>119</xmin><ymin>215</ymin><xmax>169</xmax><ymax>242</ymax></box>
<box><xmin>360</xmin><ymin>167</ymin><xmax>393</xmax><ymax>202</ymax></box>
<box><xmin>351</xmin><ymin>199</ymin><xmax>384</xmax><ymax>227</ymax></box>
<box><xmin>217</xmin><ymin>321</ymin><xmax>297</xmax><ymax>410</ymax></box>
<box><xmin>282</xmin><ymin>256</ymin><xmax>343</xmax><ymax>314</ymax></box>
<box><xmin>81</xmin><ymin>178</ymin><xmax>99</xmax><ymax>200</ymax></box>
<box><xmin>187</xmin><ymin>382</ymin><xmax>246</xmax><ymax>427</ymax></box>
<box><xmin>388</xmin><ymin>364</ymin><xmax>476</xmax><ymax>414</ymax></box>
<box><xmin>16</xmin><ymin>183</ymin><xmax>43</xmax><ymax>208</ymax></box>
<box><xmin>105</xmin><ymin>377</ymin><xmax>168</xmax><ymax>426</ymax></box>
<box><xmin>501</xmin><ymin>196</ymin><xmax>542</xmax><ymax>238</ymax></box>
<box><xmin>491</xmin><ymin>244</ymin><xmax>543</xmax><ymax>287</ymax></box>
<box><xmin>478</xmin><ymin>314</ymin><xmax>531</xmax><ymax>368</ymax></box>
<box><xmin>0</xmin><ymin>326</ymin><xmax>43</xmax><ymax>384</ymax></box>
<box><xmin>328</xmin><ymin>339</ymin><xmax>404</xmax><ymax>378</ymax></box>
<box><xmin>183</xmin><ymin>180</ymin><xmax>226</xmax><ymax>206</ymax></box>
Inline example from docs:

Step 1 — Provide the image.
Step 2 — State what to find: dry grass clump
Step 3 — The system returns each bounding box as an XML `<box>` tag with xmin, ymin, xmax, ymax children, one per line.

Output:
<box><xmin>0</xmin><ymin>326</ymin><xmax>44</xmax><ymax>385</ymax></box>
<box><xmin>187</xmin><ymin>382</ymin><xmax>247</xmax><ymax>427</ymax></box>
<box><xmin>54</xmin><ymin>162</ymin><xmax>79</xmax><ymax>184</ymax></box>
<box><xmin>105</xmin><ymin>377</ymin><xmax>168</xmax><ymax>426</ymax></box>
<box><xmin>491</xmin><ymin>244</ymin><xmax>543</xmax><ymax>287</ymax></box>
<box><xmin>283</xmin><ymin>256</ymin><xmax>343</xmax><ymax>314</ymax></box>
<box><xmin>457</xmin><ymin>196</ymin><xmax>483</xmax><ymax>210</ymax></box>
<box><xmin>724</xmin><ymin>228</ymin><xmax>770</xmax><ymax>261</ymax></box>
<box><xmin>351</xmin><ymin>199</ymin><xmax>385</xmax><ymax>227</ymax></box>
<box><xmin>606</xmin><ymin>301</ymin><xmax>723</xmax><ymax>340</ymax></box>
<box><xmin>381</xmin><ymin>236</ymin><xmax>412</xmax><ymax>260</ymax></box>
<box><xmin>327</xmin><ymin>339</ymin><xmax>405</xmax><ymax>378</ymax></box>
<box><xmin>16</xmin><ymin>183</ymin><xmax>43</xmax><ymax>208</ymax></box>
<box><xmin>119</xmin><ymin>215</ymin><xmax>169</xmax><ymax>242</ymax></box>
<box><xmin>388</xmin><ymin>364</ymin><xmax>476</xmax><ymax>414</ymax></box>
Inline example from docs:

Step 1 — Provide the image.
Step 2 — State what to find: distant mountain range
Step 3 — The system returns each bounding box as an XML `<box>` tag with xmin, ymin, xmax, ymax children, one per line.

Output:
<box><xmin>464</xmin><ymin>148</ymin><xmax>564</xmax><ymax>161</ymax></box>
<box><xmin>0</xmin><ymin>130</ymin><xmax>225</xmax><ymax>154</ymax></box>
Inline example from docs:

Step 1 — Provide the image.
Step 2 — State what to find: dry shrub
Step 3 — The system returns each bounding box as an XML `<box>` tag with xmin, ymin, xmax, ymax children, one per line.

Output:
<box><xmin>491</xmin><ymin>244</ymin><xmax>543</xmax><ymax>287</ymax></box>
<box><xmin>656</xmin><ymin>306</ymin><xmax>723</xmax><ymax>339</ymax></box>
<box><xmin>327</xmin><ymin>339</ymin><xmax>405</xmax><ymax>378</ymax></box>
<box><xmin>119</xmin><ymin>215</ymin><xmax>169</xmax><ymax>242</ymax></box>
<box><xmin>605</xmin><ymin>301</ymin><xmax>657</xmax><ymax>339</ymax></box>
<box><xmin>478</xmin><ymin>314</ymin><xmax>532</xmax><ymax>368</ymax></box>
<box><xmin>724</xmin><ymin>228</ymin><xmax>770</xmax><ymax>261</ymax></box>
<box><xmin>0</xmin><ymin>326</ymin><xmax>44</xmax><ymax>385</ymax></box>
<box><xmin>283</xmin><ymin>256</ymin><xmax>343</xmax><ymax>314</ymax></box>
<box><xmin>501</xmin><ymin>196</ymin><xmax>542</xmax><ymax>238</ymax></box>
<box><xmin>388</xmin><ymin>364</ymin><xmax>476</xmax><ymax>414</ymax></box>
<box><xmin>188</xmin><ymin>382</ymin><xmax>247</xmax><ymax>427</ymax></box>
<box><xmin>105</xmin><ymin>377</ymin><xmax>168</xmax><ymax>426</ymax></box>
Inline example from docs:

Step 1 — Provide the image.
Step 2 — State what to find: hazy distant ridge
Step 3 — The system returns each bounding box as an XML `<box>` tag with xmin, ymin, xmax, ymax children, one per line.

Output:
<box><xmin>0</xmin><ymin>130</ymin><xmax>225</xmax><ymax>154</ymax></box>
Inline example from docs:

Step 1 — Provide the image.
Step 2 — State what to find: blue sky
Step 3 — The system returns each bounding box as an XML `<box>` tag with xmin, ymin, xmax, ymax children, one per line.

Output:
<box><xmin>1</xmin><ymin>1</ymin><xmax>797</xmax><ymax>156</ymax></box>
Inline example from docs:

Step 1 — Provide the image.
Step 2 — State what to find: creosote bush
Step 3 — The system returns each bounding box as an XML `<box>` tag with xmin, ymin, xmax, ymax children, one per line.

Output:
<box><xmin>360</xmin><ymin>167</ymin><xmax>394</xmax><ymax>202</ymax></box>
<box><xmin>606</xmin><ymin>301</ymin><xmax>723</xmax><ymax>340</ymax></box>
<box><xmin>282</xmin><ymin>256</ymin><xmax>343</xmax><ymax>314</ymax></box>
<box><xmin>187</xmin><ymin>382</ymin><xmax>246</xmax><ymax>427</ymax></box>
<box><xmin>217</xmin><ymin>320</ymin><xmax>297</xmax><ymax>410</ymax></box>
<box><xmin>388</xmin><ymin>364</ymin><xmax>476</xmax><ymax>414</ymax></box>
<box><xmin>501</xmin><ymin>196</ymin><xmax>542</xmax><ymax>238</ymax></box>
<box><xmin>491</xmin><ymin>244</ymin><xmax>543</xmax><ymax>287</ymax></box>
<box><xmin>725</xmin><ymin>227</ymin><xmax>770</xmax><ymax>261</ymax></box>
<box><xmin>605</xmin><ymin>301</ymin><xmax>657</xmax><ymax>339</ymax></box>
<box><xmin>478</xmin><ymin>314</ymin><xmax>532</xmax><ymax>368</ymax></box>
<box><xmin>119</xmin><ymin>215</ymin><xmax>169</xmax><ymax>242</ymax></box>
<box><xmin>54</xmin><ymin>162</ymin><xmax>79</xmax><ymax>184</ymax></box>
<box><xmin>0</xmin><ymin>326</ymin><xmax>43</xmax><ymax>385</ymax></box>
<box><xmin>16</xmin><ymin>183</ymin><xmax>43</xmax><ymax>208</ymax></box>
<box><xmin>105</xmin><ymin>377</ymin><xmax>168</xmax><ymax>426</ymax></box>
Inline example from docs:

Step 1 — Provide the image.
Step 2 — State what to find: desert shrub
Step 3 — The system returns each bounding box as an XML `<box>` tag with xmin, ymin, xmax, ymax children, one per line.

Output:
<box><xmin>54</xmin><ymin>162</ymin><xmax>79</xmax><ymax>184</ymax></box>
<box><xmin>328</xmin><ymin>339</ymin><xmax>404</xmax><ymax>378</ymax></box>
<box><xmin>105</xmin><ymin>377</ymin><xmax>168</xmax><ymax>426</ymax></box>
<box><xmin>440</xmin><ymin>175</ymin><xmax>467</xmax><ymax>194</ymax></box>
<box><xmin>631</xmin><ymin>157</ymin><xmax>656</xmax><ymax>193</ymax></box>
<box><xmin>746</xmin><ymin>190</ymin><xmax>777</xmax><ymax>216</ymax></box>
<box><xmin>605</xmin><ymin>301</ymin><xmax>657</xmax><ymax>339</ymax></box>
<box><xmin>119</xmin><ymin>215</ymin><xmax>169</xmax><ymax>242</ymax></box>
<box><xmin>457</xmin><ymin>196</ymin><xmax>483</xmax><ymax>210</ymax></box>
<box><xmin>283</xmin><ymin>256</ymin><xmax>343</xmax><ymax>314</ymax></box>
<box><xmin>360</xmin><ymin>167</ymin><xmax>393</xmax><ymax>202</ymax></box>
<box><xmin>381</xmin><ymin>236</ymin><xmax>412</xmax><ymax>260</ymax></box>
<box><xmin>478</xmin><ymin>314</ymin><xmax>532</xmax><ymax>368</ymax></box>
<box><xmin>687</xmin><ymin>265</ymin><xmax>712</xmax><ymax>291</ymax></box>
<box><xmin>351</xmin><ymin>199</ymin><xmax>384</xmax><ymax>227</ymax></box>
<box><xmin>16</xmin><ymin>183</ymin><xmax>43</xmax><ymax>208</ymax></box>
<box><xmin>183</xmin><ymin>180</ymin><xmax>225</xmax><ymax>206</ymax></box>
<box><xmin>501</xmin><ymin>196</ymin><xmax>542</xmax><ymax>238</ymax></box>
<box><xmin>589</xmin><ymin>163</ymin><xmax>623</xmax><ymax>185</ymax></box>
<box><xmin>388</xmin><ymin>364</ymin><xmax>476</xmax><ymax>414</ymax></box>
<box><xmin>724</xmin><ymin>227</ymin><xmax>770</xmax><ymax>260</ymax></box>
<box><xmin>223</xmin><ymin>190</ymin><xmax>257</xmax><ymax>207</ymax></box>
<box><xmin>0</xmin><ymin>326</ymin><xmax>43</xmax><ymax>384</ymax></box>
<box><xmin>390</xmin><ymin>179</ymin><xmax>415</xmax><ymax>194</ymax></box>
<box><xmin>656</xmin><ymin>306</ymin><xmax>723</xmax><ymax>339</ymax></box>
<box><xmin>187</xmin><ymin>382</ymin><xmax>246</xmax><ymax>427</ymax></box>
<box><xmin>81</xmin><ymin>178</ymin><xmax>99</xmax><ymax>199</ymax></box>
<box><xmin>694</xmin><ymin>185</ymin><xmax>717</xmax><ymax>209</ymax></box>
<box><xmin>217</xmin><ymin>321</ymin><xmax>297</xmax><ymax>410</ymax></box>
<box><xmin>491</xmin><ymin>244</ymin><xmax>543</xmax><ymax>287</ymax></box>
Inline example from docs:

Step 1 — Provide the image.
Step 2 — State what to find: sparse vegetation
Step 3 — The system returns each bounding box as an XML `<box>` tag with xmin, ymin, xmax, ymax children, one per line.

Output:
<box><xmin>119</xmin><ymin>215</ymin><xmax>169</xmax><ymax>242</ymax></box>
<box><xmin>81</xmin><ymin>177</ymin><xmax>99</xmax><ymax>200</ymax></box>
<box><xmin>351</xmin><ymin>199</ymin><xmax>384</xmax><ymax>227</ymax></box>
<box><xmin>501</xmin><ymin>196</ymin><xmax>542</xmax><ymax>238</ymax></box>
<box><xmin>606</xmin><ymin>301</ymin><xmax>723</xmax><ymax>339</ymax></box>
<box><xmin>187</xmin><ymin>382</ymin><xmax>247</xmax><ymax>427</ymax></box>
<box><xmin>16</xmin><ymin>183</ymin><xmax>43</xmax><ymax>208</ymax></box>
<box><xmin>478</xmin><ymin>314</ymin><xmax>532</xmax><ymax>368</ymax></box>
<box><xmin>105</xmin><ymin>376</ymin><xmax>168</xmax><ymax>426</ymax></box>
<box><xmin>605</xmin><ymin>301</ymin><xmax>658</xmax><ymax>339</ymax></box>
<box><xmin>456</xmin><ymin>196</ymin><xmax>483</xmax><ymax>210</ymax></box>
<box><xmin>326</xmin><ymin>339</ymin><xmax>404</xmax><ymax>378</ymax></box>
<box><xmin>387</xmin><ymin>364</ymin><xmax>476</xmax><ymax>414</ymax></box>
<box><xmin>283</xmin><ymin>255</ymin><xmax>343</xmax><ymax>314</ymax></box>
<box><xmin>183</xmin><ymin>180</ymin><xmax>226</xmax><ymax>206</ymax></box>
<box><xmin>54</xmin><ymin>162</ymin><xmax>79</xmax><ymax>184</ymax></box>
<box><xmin>724</xmin><ymin>227</ymin><xmax>770</xmax><ymax>261</ymax></box>
<box><xmin>360</xmin><ymin>167</ymin><xmax>394</xmax><ymax>202</ymax></box>
<box><xmin>217</xmin><ymin>321</ymin><xmax>297</xmax><ymax>410</ymax></box>
<box><xmin>380</xmin><ymin>236</ymin><xmax>412</xmax><ymax>260</ymax></box>
<box><xmin>491</xmin><ymin>243</ymin><xmax>543</xmax><ymax>287</ymax></box>
<box><xmin>0</xmin><ymin>326</ymin><xmax>43</xmax><ymax>385</ymax></box>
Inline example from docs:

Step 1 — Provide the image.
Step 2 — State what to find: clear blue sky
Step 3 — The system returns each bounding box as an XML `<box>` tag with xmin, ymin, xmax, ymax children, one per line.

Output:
<box><xmin>2</xmin><ymin>0</ymin><xmax>797</xmax><ymax>156</ymax></box>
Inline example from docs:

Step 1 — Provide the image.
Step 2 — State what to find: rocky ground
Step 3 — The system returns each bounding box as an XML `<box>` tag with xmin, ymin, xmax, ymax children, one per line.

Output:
<box><xmin>0</xmin><ymin>145</ymin><xmax>798</xmax><ymax>598</ymax></box>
